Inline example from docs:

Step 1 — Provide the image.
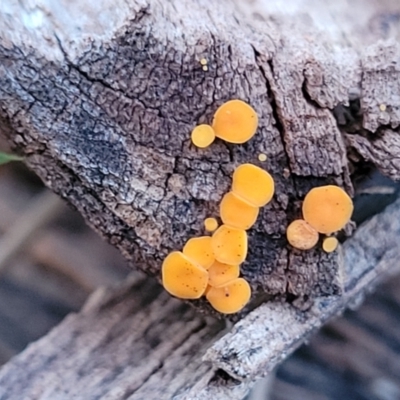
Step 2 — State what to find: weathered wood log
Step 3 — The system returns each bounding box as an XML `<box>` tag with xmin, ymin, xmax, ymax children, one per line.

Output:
<box><xmin>2</xmin><ymin>0</ymin><xmax>399</xmax><ymax>314</ymax></box>
<box><xmin>0</xmin><ymin>194</ymin><xmax>400</xmax><ymax>399</ymax></box>
<box><xmin>1</xmin><ymin>0</ymin><xmax>400</xmax><ymax>396</ymax></box>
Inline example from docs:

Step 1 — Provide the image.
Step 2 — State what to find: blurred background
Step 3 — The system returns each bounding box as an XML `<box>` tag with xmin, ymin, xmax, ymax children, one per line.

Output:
<box><xmin>0</xmin><ymin>154</ymin><xmax>399</xmax><ymax>400</ymax></box>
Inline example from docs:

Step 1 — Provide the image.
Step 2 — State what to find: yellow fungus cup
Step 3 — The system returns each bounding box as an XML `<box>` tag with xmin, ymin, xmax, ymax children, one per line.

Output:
<box><xmin>302</xmin><ymin>185</ymin><xmax>353</xmax><ymax>234</ymax></box>
<box><xmin>162</xmin><ymin>251</ymin><xmax>208</xmax><ymax>299</ymax></box>
<box><xmin>220</xmin><ymin>191</ymin><xmax>259</xmax><ymax>230</ymax></box>
<box><xmin>232</xmin><ymin>163</ymin><xmax>274</xmax><ymax>207</ymax></box>
<box><xmin>183</xmin><ymin>236</ymin><xmax>215</xmax><ymax>270</ymax></box>
<box><xmin>286</xmin><ymin>219</ymin><xmax>319</xmax><ymax>250</ymax></box>
<box><xmin>191</xmin><ymin>124</ymin><xmax>215</xmax><ymax>148</ymax></box>
<box><xmin>206</xmin><ymin>278</ymin><xmax>251</xmax><ymax>314</ymax></box>
<box><xmin>208</xmin><ymin>261</ymin><xmax>240</xmax><ymax>288</ymax></box>
<box><xmin>322</xmin><ymin>236</ymin><xmax>339</xmax><ymax>253</ymax></box>
<box><xmin>212</xmin><ymin>100</ymin><xmax>258</xmax><ymax>144</ymax></box>
<box><xmin>204</xmin><ymin>217</ymin><xmax>218</xmax><ymax>232</ymax></box>
<box><xmin>211</xmin><ymin>224</ymin><xmax>247</xmax><ymax>265</ymax></box>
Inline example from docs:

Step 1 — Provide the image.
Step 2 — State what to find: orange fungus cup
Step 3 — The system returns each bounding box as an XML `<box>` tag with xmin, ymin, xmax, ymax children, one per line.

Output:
<box><xmin>212</xmin><ymin>100</ymin><xmax>258</xmax><ymax>144</ymax></box>
<box><xmin>302</xmin><ymin>185</ymin><xmax>353</xmax><ymax>234</ymax></box>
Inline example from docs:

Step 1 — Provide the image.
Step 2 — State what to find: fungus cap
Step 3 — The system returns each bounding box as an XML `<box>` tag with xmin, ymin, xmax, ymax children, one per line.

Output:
<box><xmin>211</xmin><ymin>224</ymin><xmax>247</xmax><ymax>265</ymax></box>
<box><xmin>162</xmin><ymin>251</ymin><xmax>208</xmax><ymax>299</ymax></box>
<box><xmin>183</xmin><ymin>236</ymin><xmax>215</xmax><ymax>270</ymax></box>
<box><xmin>212</xmin><ymin>100</ymin><xmax>258</xmax><ymax>144</ymax></box>
<box><xmin>220</xmin><ymin>191</ymin><xmax>259</xmax><ymax>230</ymax></box>
<box><xmin>208</xmin><ymin>261</ymin><xmax>240</xmax><ymax>288</ymax></box>
<box><xmin>232</xmin><ymin>163</ymin><xmax>274</xmax><ymax>207</ymax></box>
<box><xmin>286</xmin><ymin>219</ymin><xmax>319</xmax><ymax>250</ymax></box>
<box><xmin>206</xmin><ymin>278</ymin><xmax>251</xmax><ymax>314</ymax></box>
<box><xmin>322</xmin><ymin>236</ymin><xmax>339</xmax><ymax>253</ymax></box>
<box><xmin>204</xmin><ymin>217</ymin><xmax>218</xmax><ymax>232</ymax></box>
<box><xmin>302</xmin><ymin>185</ymin><xmax>353</xmax><ymax>234</ymax></box>
<box><xmin>191</xmin><ymin>124</ymin><xmax>215</xmax><ymax>148</ymax></box>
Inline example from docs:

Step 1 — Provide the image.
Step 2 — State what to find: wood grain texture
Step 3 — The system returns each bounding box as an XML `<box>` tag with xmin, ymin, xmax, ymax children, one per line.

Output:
<box><xmin>1</xmin><ymin>194</ymin><xmax>400</xmax><ymax>399</ymax></box>
<box><xmin>4</xmin><ymin>0</ymin><xmax>399</xmax><ymax>310</ymax></box>
<box><xmin>1</xmin><ymin>1</ymin><xmax>400</xmax><ymax>396</ymax></box>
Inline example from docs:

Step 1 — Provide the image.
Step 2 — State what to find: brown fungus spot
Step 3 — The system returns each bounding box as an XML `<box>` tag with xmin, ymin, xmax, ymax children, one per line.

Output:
<box><xmin>162</xmin><ymin>251</ymin><xmax>208</xmax><ymax>299</ymax></box>
<box><xmin>302</xmin><ymin>185</ymin><xmax>353</xmax><ymax>234</ymax></box>
<box><xmin>191</xmin><ymin>124</ymin><xmax>215</xmax><ymax>148</ymax></box>
<box><xmin>220</xmin><ymin>191</ymin><xmax>259</xmax><ymax>230</ymax></box>
<box><xmin>211</xmin><ymin>224</ymin><xmax>247</xmax><ymax>265</ymax></box>
<box><xmin>183</xmin><ymin>236</ymin><xmax>215</xmax><ymax>270</ymax></box>
<box><xmin>206</xmin><ymin>278</ymin><xmax>251</xmax><ymax>314</ymax></box>
<box><xmin>208</xmin><ymin>261</ymin><xmax>240</xmax><ymax>288</ymax></box>
<box><xmin>232</xmin><ymin>163</ymin><xmax>274</xmax><ymax>207</ymax></box>
<box><xmin>286</xmin><ymin>219</ymin><xmax>319</xmax><ymax>250</ymax></box>
<box><xmin>212</xmin><ymin>100</ymin><xmax>258</xmax><ymax>144</ymax></box>
<box><xmin>322</xmin><ymin>236</ymin><xmax>339</xmax><ymax>253</ymax></box>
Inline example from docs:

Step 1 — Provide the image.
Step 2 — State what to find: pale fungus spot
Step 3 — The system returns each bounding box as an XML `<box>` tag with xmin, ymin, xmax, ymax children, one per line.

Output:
<box><xmin>258</xmin><ymin>153</ymin><xmax>267</xmax><ymax>162</ymax></box>
<box><xmin>191</xmin><ymin>124</ymin><xmax>215</xmax><ymax>148</ymax></box>
<box><xmin>211</xmin><ymin>224</ymin><xmax>247</xmax><ymax>265</ymax></box>
<box><xmin>208</xmin><ymin>261</ymin><xmax>240</xmax><ymax>288</ymax></box>
<box><xmin>220</xmin><ymin>191</ymin><xmax>259</xmax><ymax>230</ymax></box>
<box><xmin>232</xmin><ymin>163</ymin><xmax>275</xmax><ymax>207</ymax></box>
<box><xmin>212</xmin><ymin>99</ymin><xmax>258</xmax><ymax>144</ymax></box>
<box><xmin>379</xmin><ymin>104</ymin><xmax>387</xmax><ymax>112</ymax></box>
<box><xmin>162</xmin><ymin>251</ymin><xmax>208</xmax><ymax>299</ymax></box>
<box><xmin>322</xmin><ymin>236</ymin><xmax>339</xmax><ymax>253</ymax></box>
<box><xmin>286</xmin><ymin>219</ymin><xmax>319</xmax><ymax>250</ymax></box>
<box><xmin>200</xmin><ymin>58</ymin><xmax>208</xmax><ymax>66</ymax></box>
<box><xmin>204</xmin><ymin>217</ymin><xmax>218</xmax><ymax>232</ymax></box>
<box><xmin>302</xmin><ymin>185</ymin><xmax>353</xmax><ymax>234</ymax></box>
<box><xmin>206</xmin><ymin>278</ymin><xmax>251</xmax><ymax>314</ymax></box>
<box><xmin>202</xmin><ymin>65</ymin><xmax>208</xmax><ymax>72</ymax></box>
<box><xmin>183</xmin><ymin>236</ymin><xmax>215</xmax><ymax>270</ymax></box>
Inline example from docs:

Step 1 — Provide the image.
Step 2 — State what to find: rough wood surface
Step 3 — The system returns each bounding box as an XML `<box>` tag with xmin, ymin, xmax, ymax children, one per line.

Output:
<box><xmin>2</xmin><ymin>0</ymin><xmax>399</xmax><ymax>313</ymax></box>
<box><xmin>1</xmin><ymin>0</ymin><xmax>400</xmax><ymax>396</ymax></box>
<box><xmin>1</xmin><ymin>193</ymin><xmax>400</xmax><ymax>400</ymax></box>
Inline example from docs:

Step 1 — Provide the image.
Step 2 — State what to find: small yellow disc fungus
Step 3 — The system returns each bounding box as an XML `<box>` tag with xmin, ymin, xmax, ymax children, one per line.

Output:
<box><xmin>220</xmin><ymin>191</ymin><xmax>259</xmax><ymax>230</ymax></box>
<box><xmin>204</xmin><ymin>217</ymin><xmax>218</xmax><ymax>232</ymax></box>
<box><xmin>183</xmin><ymin>236</ymin><xmax>215</xmax><ymax>270</ymax></box>
<box><xmin>211</xmin><ymin>225</ymin><xmax>247</xmax><ymax>265</ymax></box>
<box><xmin>302</xmin><ymin>185</ymin><xmax>353</xmax><ymax>234</ymax></box>
<box><xmin>200</xmin><ymin>58</ymin><xmax>208</xmax><ymax>66</ymax></box>
<box><xmin>208</xmin><ymin>261</ymin><xmax>240</xmax><ymax>288</ymax></box>
<box><xmin>206</xmin><ymin>278</ymin><xmax>251</xmax><ymax>314</ymax></box>
<box><xmin>212</xmin><ymin>100</ymin><xmax>258</xmax><ymax>144</ymax></box>
<box><xmin>202</xmin><ymin>65</ymin><xmax>208</xmax><ymax>72</ymax></box>
<box><xmin>286</xmin><ymin>219</ymin><xmax>319</xmax><ymax>250</ymax></box>
<box><xmin>162</xmin><ymin>251</ymin><xmax>208</xmax><ymax>299</ymax></box>
<box><xmin>232</xmin><ymin>163</ymin><xmax>275</xmax><ymax>207</ymax></box>
<box><xmin>191</xmin><ymin>124</ymin><xmax>215</xmax><ymax>148</ymax></box>
<box><xmin>258</xmin><ymin>153</ymin><xmax>267</xmax><ymax>162</ymax></box>
<box><xmin>322</xmin><ymin>236</ymin><xmax>339</xmax><ymax>253</ymax></box>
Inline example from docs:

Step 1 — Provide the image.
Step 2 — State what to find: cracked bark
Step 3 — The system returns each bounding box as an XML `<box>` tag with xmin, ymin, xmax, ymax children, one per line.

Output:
<box><xmin>1</xmin><ymin>0</ymin><xmax>400</xmax><ymax>396</ymax></box>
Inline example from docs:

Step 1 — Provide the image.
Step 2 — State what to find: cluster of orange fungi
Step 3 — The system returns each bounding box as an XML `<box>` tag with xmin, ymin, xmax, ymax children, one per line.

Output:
<box><xmin>162</xmin><ymin>99</ymin><xmax>354</xmax><ymax>315</ymax></box>
<box><xmin>162</xmin><ymin>161</ymin><xmax>275</xmax><ymax>314</ymax></box>
<box><xmin>191</xmin><ymin>99</ymin><xmax>258</xmax><ymax>147</ymax></box>
<box><xmin>286</xmin><ymin>185</ymin><xmax>353</xmax><ymax>252</ymax></box>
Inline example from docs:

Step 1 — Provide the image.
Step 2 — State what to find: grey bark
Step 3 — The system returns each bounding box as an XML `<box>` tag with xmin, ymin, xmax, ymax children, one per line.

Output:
<box><xmin>1</xmin><ymin>0</ymin><xmax>400</xmax><ymax>396</ymax></box>
<box><xmin>3</xmin><ymin>0</ymin><xmax>400</xmax><ymax>313</ymax></box>
<box><xmin>0</xmin><ymin>195</ymin><xmax>400</xmax><ymax>399</ymax></box>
